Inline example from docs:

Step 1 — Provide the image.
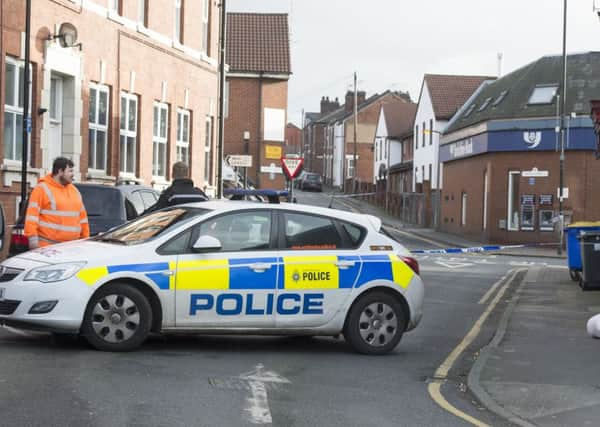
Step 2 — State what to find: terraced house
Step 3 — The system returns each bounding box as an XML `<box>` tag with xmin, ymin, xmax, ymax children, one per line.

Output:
<box><xmin>1</xmin><ymin>0</ymin><xmax>220</xmax><ymax>225</ymax></box>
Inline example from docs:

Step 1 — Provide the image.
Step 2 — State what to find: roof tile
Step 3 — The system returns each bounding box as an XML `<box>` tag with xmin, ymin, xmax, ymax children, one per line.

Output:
<box><xmin>425</xmin><ymin>74</ymin><xmax>495</xmax><ymax>120</ymax></box>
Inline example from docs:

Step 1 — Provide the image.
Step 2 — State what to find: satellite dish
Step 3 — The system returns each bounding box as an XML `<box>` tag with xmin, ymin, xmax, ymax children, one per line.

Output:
<box><xmin>58</xmin><ymin>23</ymin><xmax>78</xmax><ymax>48</ymax></box>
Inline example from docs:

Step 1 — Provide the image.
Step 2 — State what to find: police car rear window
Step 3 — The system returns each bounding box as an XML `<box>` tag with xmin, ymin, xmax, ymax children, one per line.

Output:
<box><xmin>340</xmin><ymin>221</ymin><xmax>365</xmax><ymax>247</ymax></box>
<box><xmin>283</xmin><ymin>212</ymin><xmax>342</xmax><ymax>250</ymax></box>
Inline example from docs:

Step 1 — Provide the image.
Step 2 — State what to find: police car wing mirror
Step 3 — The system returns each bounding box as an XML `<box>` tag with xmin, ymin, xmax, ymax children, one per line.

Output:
<box><xmin>192</xmin><ymin>235</ymin><xmax>222</xmax><ymax>252</ymax></box>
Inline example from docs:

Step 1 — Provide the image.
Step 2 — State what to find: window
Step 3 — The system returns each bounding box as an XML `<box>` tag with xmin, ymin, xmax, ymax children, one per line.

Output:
<box><xmin>528</xmin><ymin>85</ymin><xmax>558</xmax><ymax>105</ymax></box>
<box><xmin>108</xmin><ymin>0</ymin><xmax>121</xmax><ymax>14</ymax></box>
<box><xmin>347</xmin><ymin>158</ymin><xmax>355</xmax><ymax>178</ymax></box>
<box><xmin>138</xmin><ymin>0</ymin><xmax>147</xmax><ymax>26</ymax></box>
<box><xmin>461</xmin><ymin>193</ymin><xmax>468</xmax><ymax>226</ymax></box>
<box><xmin>507</xmin><ymin>171</ymin><xmax>521</xmax><ymax>230</ymax></box>
<box><xmin>204</xmin><ymin>116</ymin><xmax>213</xmax><ymax>183</ymax></box>
<box><xmin>429</xmin><ymin>119</ymin><xmax>433</xmax><ymax>145</ymax></box>
<box><xmin>340</xmin><ymin>221</ymin><xmax>365</xmax><ymax>247</ymax></box>
<box><xmin>493</xmin><ymin>90</ymin><xmax>508</xmax><ymax>107</ymax></box>
<box><xmin>415</xmin><ymin>125</ymin><xmax>419</xmax><ymax>150</ymax></box>
<box><xmin>176</xmin><ymin>109</ymin><xmax>190</xmax><ymax>164</ymax></box>
<box><xmin>428</xmin><ymin>164</ymin><xmax>432</xmax><ymax>182</ymax></box>
<box><xmin>463</xmin><ymin>103</ymin><xmax>476</xmax><ymax>118</ymax></box>
<box><xmin>195</xmin><ymin>211</ymin><xmax>272</xmax><ymax>252</ymax></box>
<box><xmin>478</xmin><ymin>97</ymin><xmax>493</xmax><ymax>112</ymax></box>
<box><xmin>283</xmin><ymin>212</ymin><xmax>342</xmax><ymax>250</ymax></box>
<box><xmin>89</xmin><ymin>84</ymin><xmax>109</xmax><ymax>171</ymax></box>
<box><xmin>120</xmin><ymin>92</ymin><xmax>138</xmax><ymax>174</ymax></box>
<box><xmin>422</xmin><ymin>121</ymin><xmax>426</xmax><ymax>147</ymax></box>
<box><xmin>174</xmin><ymin>0</ymin><xmax>183</xmax><ymax>44</ymax></box>
<box><xmin>153</xmin><ymin>102</ymin><xmax>169</xmax><ymax>178</ymax></box>
<box><xmin>202</xmin><ymin>0</ymin><xmax>210</xmax><ymax>53</ymax></box>
<box><xmin>4</xmin><ymin>57</ymin><xmax>31</xmax><ymax>162</ymax></box>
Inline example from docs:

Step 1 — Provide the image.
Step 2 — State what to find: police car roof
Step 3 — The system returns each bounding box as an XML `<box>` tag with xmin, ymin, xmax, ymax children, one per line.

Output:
<box><xmin>185</xmin><ymin>200</ymin><xmax>378</xmax><ymax>229</ymax></box>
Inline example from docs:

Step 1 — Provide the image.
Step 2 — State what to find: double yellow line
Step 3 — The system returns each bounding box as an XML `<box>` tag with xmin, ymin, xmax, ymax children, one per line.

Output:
<box><xmin>428</xmin><ymin>269</ymin><xmax>523</xmax><ymax>426</ymax></box>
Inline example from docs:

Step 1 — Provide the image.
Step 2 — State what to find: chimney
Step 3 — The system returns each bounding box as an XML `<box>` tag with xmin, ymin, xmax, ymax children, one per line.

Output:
<box><xmin>320</xmin><ymin>95</ymin><xmax>340</xmax><ymax>114</ymax></box>
<box><xmin>345</xmin><ymin>91</ymin><xmax>367</xmax><ymax>113</ymax></box>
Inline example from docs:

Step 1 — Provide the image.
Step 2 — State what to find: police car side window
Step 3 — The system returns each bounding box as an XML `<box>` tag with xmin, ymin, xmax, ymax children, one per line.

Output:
<box><xmin>283</xmin><ymin>213</ymin><xmax>341</xmax><ymax>250</ymax></box>
<box><xmin>128</xmin><ymin>191</ymin><xmax>145</xmax><ymax>215</ymax></box>
<box><xmin>194</xmin><ymin>211</ymin><xmax>272</xmax><ymax>252</ymax></box>
<box><xmin>159</xmin><ymin>229</ymin><xmax>192</xmax><ymax>254</ymax></box>
<box><xmin>340</xmin><ymin>221</ymin><xmax>365</xmax><ymax>247</ymax></box>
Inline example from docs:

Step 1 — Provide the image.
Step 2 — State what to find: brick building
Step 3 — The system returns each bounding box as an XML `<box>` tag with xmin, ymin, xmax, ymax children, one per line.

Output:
<box><xmin>1</xmin><ymin>0</ymin><xmax>220</xmax><ymax>226</ymax></box>
<box><xmin>284</xmin><ymin>122</ymin><xmax>301</xmax><ymax>155</ymax></box>
<box><xmin>224</xmin><ymin>13</ymin><xmax>291</xmax><ymax>189</ymax></box>
<box><xmin>440</xmin><ymin>52</ymin><xmax>600</xmax><ymax>244</ymax></box>
<box><xmin>304</xmin><ymin>96</ymin><xmax>339</xmax><ymax>175</ymax></box>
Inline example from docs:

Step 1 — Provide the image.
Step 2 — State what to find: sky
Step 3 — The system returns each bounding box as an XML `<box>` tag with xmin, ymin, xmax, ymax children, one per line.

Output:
<box><xmin>228</xmin><ymin>0</ymin><xmax>600</xmax><ymax>126</ymax></box>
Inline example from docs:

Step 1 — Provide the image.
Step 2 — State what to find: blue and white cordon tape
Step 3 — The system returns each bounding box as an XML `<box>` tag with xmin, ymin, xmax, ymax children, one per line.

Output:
<box><xmin>410</xmin><ymin>243</ymin><xmax>559</xmax><ymax>255</ymax></box>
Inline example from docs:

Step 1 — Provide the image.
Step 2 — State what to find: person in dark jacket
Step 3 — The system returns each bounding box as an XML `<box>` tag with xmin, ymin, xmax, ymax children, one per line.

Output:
<box><xmin>145</xmin><ymin>162</ymin><xmax>207</xmax><ymax>213</ymax></box>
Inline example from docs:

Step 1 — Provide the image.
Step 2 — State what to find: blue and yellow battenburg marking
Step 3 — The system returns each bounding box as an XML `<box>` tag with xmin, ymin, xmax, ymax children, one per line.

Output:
<box><xmin>76</xmin><ymin>254</ymin><xmax>414</xmax><ymax>291</ymax></box>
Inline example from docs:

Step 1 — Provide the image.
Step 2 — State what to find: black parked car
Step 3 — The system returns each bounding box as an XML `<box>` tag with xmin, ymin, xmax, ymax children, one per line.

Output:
<box><xmin>300</xmin><ymin>172</ymin><xmax>323</xmax><ymax>192</ymax></box>
<box><xmin>9</xmin><ymin>183</ymin><xmax>159</xmax><ymax>256</ymax></box>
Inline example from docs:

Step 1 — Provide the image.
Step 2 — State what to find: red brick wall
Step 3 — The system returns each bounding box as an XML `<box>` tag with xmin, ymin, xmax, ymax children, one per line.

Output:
<box><xmin>441</xmin><ymin>151</ymin><xmax>600</xmax><ymax>243</ymax></box>
<box><xmin>285</xmin><ymin>123</ymin><xmax>301</xmax><ymax>155</ymax></box>
<box><xmin>224</xmin><ymin>76</ymin><xmax>289</xmax><ymax>189</ymax></box>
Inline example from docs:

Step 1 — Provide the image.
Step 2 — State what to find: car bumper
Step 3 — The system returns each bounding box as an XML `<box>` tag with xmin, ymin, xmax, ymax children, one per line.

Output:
<box><xmin>405</xmin><ymin>274</ymin><xmax>425</xmax><ymax>331</ymax></box>
<box><xmin>0</xmin><ymin>278</ymin><xmax>91</xmax><ymax>333</ymax></box>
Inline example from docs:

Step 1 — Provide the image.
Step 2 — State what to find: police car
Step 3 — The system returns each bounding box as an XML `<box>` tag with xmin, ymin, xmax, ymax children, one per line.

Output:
<box><xmin>0</xmin><ymin>201</ymin><xmax>424</xmax><ymax>354</ymax></box>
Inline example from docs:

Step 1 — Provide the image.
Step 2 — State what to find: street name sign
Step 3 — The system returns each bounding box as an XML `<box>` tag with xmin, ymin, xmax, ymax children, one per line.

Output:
<box><xmin>226</xmin><ymin>155</ymin><xmax>252</xmax><ymax>168</ymax></box>
<box><xmin>281</xmin><ymin>157</ymin><xmax>304</xmax><ymax>179</ymax></box>
<box><xmin>522</xmin><ymin>167</ymin><xmax>549</xmax><ymax>178</ymax></box>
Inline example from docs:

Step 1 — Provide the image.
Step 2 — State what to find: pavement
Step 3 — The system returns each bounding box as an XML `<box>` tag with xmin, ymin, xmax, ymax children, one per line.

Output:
<box><xmin>330</xmin><ymin>192</ymin><xmax>600</xmax><ymax>426</ymax></box>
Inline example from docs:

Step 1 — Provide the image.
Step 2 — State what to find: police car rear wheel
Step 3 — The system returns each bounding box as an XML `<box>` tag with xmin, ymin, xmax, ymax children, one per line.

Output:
<box><xmin>82</xmin><ymin>284</ymin><xmax>152</xmax><ymax>352</ymax></box>
<box><xmin>344</xmin><ymin>292</ymin><xmax>406</xmax><ymax>355</ymax></box>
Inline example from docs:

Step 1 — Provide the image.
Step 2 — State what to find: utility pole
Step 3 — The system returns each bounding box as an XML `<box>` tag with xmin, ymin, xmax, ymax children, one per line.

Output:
<box><xmin>216</xmin><ymin>0</ymin><xmax>227</xmax><ymax>198</ymax></box>
<box><xmin>558</xmin><ymin>0</ymin><xmax>567</xmax><ymax>255</ymax></box>
<box><xmin>353</xmin><ymin>71</ymin><xmax>358</xmax><ymax>193</ymax></box>
<box><xmin>20</xmin><ymin>0</ymin><xmax>32</xmax><ymax>212</ymax></box>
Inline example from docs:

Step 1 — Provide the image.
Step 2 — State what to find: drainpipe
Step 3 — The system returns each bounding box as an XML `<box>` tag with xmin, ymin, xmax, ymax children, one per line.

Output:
<box><xmin>20</xmin><ymin>0</ymin><xmax>32</xmax><ymax>212</ymax></box>
<box><xmin>256</xmin><ymin>72</ymin><xmax>263</xmax><ymax>188</ymax></box>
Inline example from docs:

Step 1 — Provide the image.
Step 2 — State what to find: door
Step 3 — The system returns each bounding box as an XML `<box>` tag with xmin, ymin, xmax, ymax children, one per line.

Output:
<box><xmin>276</xmin><ymin>211</ymin><xmax>361</xmax><ymax>328</ymax></box>
<box><xmin>174</xmin><ymin>210</ymin><xmax>278</xmax><ymax>328</ymax></box>
<box><xmin>49</xmin><ymin>76</ymin><xmax>63</xmax><ymax>160</ymax></box>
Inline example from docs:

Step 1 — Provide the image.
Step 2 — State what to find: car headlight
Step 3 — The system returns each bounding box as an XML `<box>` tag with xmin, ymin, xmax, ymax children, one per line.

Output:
<box><xmin>23</xmin><ymin>262</ymin><xmax>86</xmax><ymax>283</ymax></box>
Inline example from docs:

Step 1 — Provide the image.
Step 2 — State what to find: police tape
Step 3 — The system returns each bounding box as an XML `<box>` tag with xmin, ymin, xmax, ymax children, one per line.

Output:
<box><xmin>410</xmin><ymin>242</ymin><xmax>559</xmax><ymax>255</ymax></box>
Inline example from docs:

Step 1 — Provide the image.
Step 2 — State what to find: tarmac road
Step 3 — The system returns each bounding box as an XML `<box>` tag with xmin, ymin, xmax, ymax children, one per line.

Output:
<box><xmin>0</xmin><ymin>190</ymin><xmax>565</xmax><ymax>426</ymax></box>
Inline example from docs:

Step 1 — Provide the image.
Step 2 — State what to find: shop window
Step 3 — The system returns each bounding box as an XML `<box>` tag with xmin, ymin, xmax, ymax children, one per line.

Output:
<box><xmin>520</xmin><ymin>194</ymin><xmax>535</xmax><ymax>231</ymax></box>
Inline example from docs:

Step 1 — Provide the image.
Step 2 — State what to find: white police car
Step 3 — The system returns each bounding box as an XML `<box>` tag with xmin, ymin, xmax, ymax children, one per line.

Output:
<box><xmin>0</xmin><ymin>201</ymin><xmax>424</xmax><ymax>354</ymax></box>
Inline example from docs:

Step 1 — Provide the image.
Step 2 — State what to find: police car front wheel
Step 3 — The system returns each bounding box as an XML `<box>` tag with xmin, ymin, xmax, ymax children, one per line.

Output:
<box><xmin>82</xmin><ymin>283</ymin><xmax>153</xmax><ymax>352</ymax></box>
<box><xmin>344</xmin><ymin>291</ymin><xmax>406</xmax><ymax>355</ymax></box>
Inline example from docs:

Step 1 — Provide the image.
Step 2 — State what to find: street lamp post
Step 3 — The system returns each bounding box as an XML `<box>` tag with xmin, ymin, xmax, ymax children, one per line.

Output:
<box><xmin>558</xmin><ymin>0</ymin><xmax>567</xmax><ymax>255</ymax></box>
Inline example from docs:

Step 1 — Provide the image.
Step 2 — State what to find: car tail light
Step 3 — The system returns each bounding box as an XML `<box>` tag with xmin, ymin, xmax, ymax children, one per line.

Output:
<box><xmin>400</xmin><ymin>256</ymin><xmax>419</xmax><ymax>275</ymax></box>
<box><xmin>11</xmin><ymin>228</ymin><xmax>29</xmax><ymax>248</ymax></box>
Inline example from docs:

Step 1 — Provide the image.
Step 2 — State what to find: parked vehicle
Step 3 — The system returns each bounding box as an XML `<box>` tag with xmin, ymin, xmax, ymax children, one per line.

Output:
<box><xmin>8</xmin><ymin>183</ymin><xmax>159</xmax><ymax>257</ymax></box>
<box><xmin>300</xmin><ymin>172</ymin><xmax>323</xmax><ymax>192</ymax></box>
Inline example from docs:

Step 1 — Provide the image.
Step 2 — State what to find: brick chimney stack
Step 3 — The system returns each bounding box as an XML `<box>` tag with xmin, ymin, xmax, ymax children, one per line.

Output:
<box><xmin>345</xmin><ymin>91</ymin><xmax>367</xmax><ymax>112</ymax></box>
<box><xmin>320</xmin><ymin>96</ymin><xmax>340</xmax><ymax>115</ymax></box>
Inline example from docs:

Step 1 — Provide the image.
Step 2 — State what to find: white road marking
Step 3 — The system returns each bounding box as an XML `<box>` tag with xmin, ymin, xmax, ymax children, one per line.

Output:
<box><xmin>434</xmin><ymin>260</ymin><xmax>475</xmax><ymax>269</ymax></box>
<box><xmin>238</xmin><ymin>364</ymin><xmax>290</xmax><ymax>424</ymax></box>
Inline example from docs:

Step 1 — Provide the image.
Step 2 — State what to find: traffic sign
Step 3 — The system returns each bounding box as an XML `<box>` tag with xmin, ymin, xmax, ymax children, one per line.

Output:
<box><xmin>280</xmin><ymin>157</ymin><xmax>304</xmax><ymax>179</ymax></box>
<box><xmin>226</xmin><ymin>155</ymin><xmax>252</xmax><ymax>168</ymax></box>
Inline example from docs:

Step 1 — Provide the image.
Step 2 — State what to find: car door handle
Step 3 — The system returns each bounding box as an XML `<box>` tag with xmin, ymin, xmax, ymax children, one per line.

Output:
<box><xmin>161</xmin><ymin>270</ymin><xmax>175</xmax><ymax>276</ymax></box>
<box><xmin>335</xmin><ymin>261</ymin><xmax>355</xmax><ymax>269</ymax></box>
<box><xmin>249</xmin><ymin>263</ymin><xmax>272</xmax><ymax>273</ymax></box>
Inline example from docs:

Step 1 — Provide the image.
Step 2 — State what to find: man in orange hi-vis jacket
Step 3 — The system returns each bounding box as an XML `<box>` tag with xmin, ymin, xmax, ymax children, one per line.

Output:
<box><xmin>24</xmin><ymin>157</ymin><xmax>90</xmax><ymax>249</ymax></box>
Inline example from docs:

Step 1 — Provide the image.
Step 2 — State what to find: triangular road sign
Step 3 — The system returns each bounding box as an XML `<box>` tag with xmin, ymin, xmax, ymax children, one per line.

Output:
<box><xmin>281</xmin><ymin>157</ymin><xmax>304</xmax><ymax>179</ymax></box>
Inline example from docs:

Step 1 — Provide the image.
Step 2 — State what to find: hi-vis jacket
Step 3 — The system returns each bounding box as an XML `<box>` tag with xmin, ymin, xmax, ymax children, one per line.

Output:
<box><xmin>24</xmin><ymin>174</ymin><xmax>90</xmax><ymax>247</ymax></box>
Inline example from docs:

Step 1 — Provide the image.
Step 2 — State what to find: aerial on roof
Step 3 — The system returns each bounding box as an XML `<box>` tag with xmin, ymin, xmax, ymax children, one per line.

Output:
<box><xmin>423</xmin><ymin>74</ymin><xmax>495</xmax><ymax>120</ymax></box>
<box><xmin>226</xmin><ymin>13</ymin><xmax>291</xmax><ymax>75</ymax></box>
<box><xmin>382</xmin><ymin>100</ymin><xmax>417</xmax><ymax>138</ymax></box>
<box><xmin>444</xmin><ymin>52</ymin><xmax>600</xmax><ymax>134</ymax></box>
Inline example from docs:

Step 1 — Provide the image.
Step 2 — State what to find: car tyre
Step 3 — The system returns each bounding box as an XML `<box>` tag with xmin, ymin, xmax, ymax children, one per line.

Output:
<box><xmin>343</xmin><ymin>291</ymin><xmax>406</xmax><ymax>355</ymax></box>
<box><xmin>82</xmin><ymin>283</ymin><xmax>152</xmax><ymax>352</ymax></box>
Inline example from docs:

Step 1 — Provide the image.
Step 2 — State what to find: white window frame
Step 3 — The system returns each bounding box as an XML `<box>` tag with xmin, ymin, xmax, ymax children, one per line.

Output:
<box><xmin>120</xmin><ymin>92</ymin><xmax>138</xmax><ymax>174</ymax></box>
<box><xmin>174</xmin><ymin>0</ymin><xmax>183</xmax><ymax>44</ymax></box>
<box><xmin>347</xmin><ymin>157</ymin><xmax>355</xmax><ymax>178</ymax></box>
<box><xmin>153</xmin><ymin>102</ymin><xmax>169</xmax><ymax>178</ymax></box>
<box><xmin>483</xmin><ymin>171</ymin><xmax>489</xmax><ymax>230</ymax></box>
<box><xmin>202</xmin><ymin>0</ymin><xmax>210</xmax><ymax>53</ymax></box>
<box><xmin>176</xmin><ymin>109</ymin><xmax>190</xmax><ymax>164</ymax></box>
<box><xmin>204</xmin><ymin>116</ymin><xmax>213</xmax><ymax>183</ymax></box>
<box><xmin>88</xmin><ymin>83</ymin><xmax>110</xmax><ymax>172</ymax></box>
<box><xmin>4</xmin><ymin>57</ymin><xmax>31</xmax><ymax>163</ymax></box>
<box><xmin>108</xmin><ymin>0</ymin><xmax>120</xmax><ymax>13</ymax></box>
<box><xmin>507</xmin><ymin>171</ymin><xmax>521</xmax><ymax>231</ymax></box>
<box><xmin>138</xmin><ymin>0</ymin><xmax>147</xmax><ymax>26</ymax></box>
